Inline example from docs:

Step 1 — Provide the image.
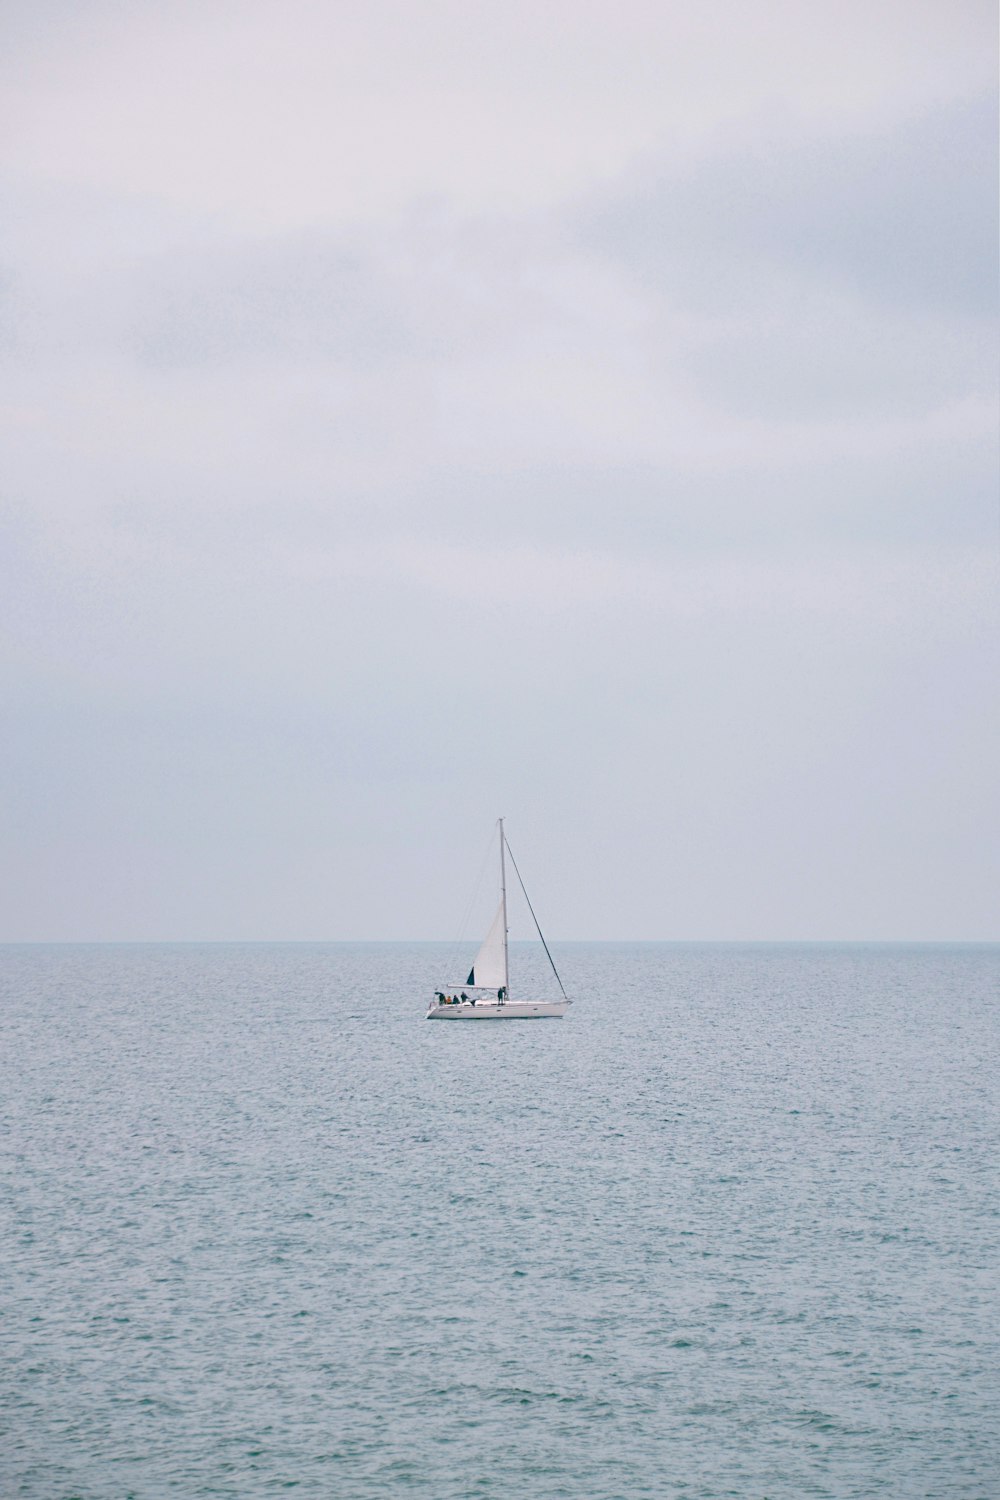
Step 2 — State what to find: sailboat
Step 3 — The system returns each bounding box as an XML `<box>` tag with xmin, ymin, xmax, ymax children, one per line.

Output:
<box><xmin>426</xmin><ymin>819</ymin><xmax>571</xmax><ymax>1020</ymax></box>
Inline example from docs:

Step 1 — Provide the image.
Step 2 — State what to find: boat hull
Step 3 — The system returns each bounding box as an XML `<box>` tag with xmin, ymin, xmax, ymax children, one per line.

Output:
<box><xmin>426</xmin><ymin>999</ymin><xmax>569</xmax><ymax>1020</ymax></box>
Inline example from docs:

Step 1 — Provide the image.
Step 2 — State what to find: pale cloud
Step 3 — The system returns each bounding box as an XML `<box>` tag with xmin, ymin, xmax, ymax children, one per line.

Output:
<box><xmin>580</xmin><ymin>95</ymin><xmax>998</xmax><ymax>316</ymax></box>
<box><xmin>278</xmin><ymin>535</ymin><xmax>997</xmax><ymax>639</ymax></box>
<box><xmin>1</xmin><ymin>2</ymin><xmax>993</xmax><ymax>230</ymax></box>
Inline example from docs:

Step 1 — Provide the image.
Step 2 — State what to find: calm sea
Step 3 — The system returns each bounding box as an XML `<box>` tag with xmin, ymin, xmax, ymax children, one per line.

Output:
<box><xmin>1</xmin><ymin>942</ymin><xmax>997</xmax><ymax>1499</ymax></box>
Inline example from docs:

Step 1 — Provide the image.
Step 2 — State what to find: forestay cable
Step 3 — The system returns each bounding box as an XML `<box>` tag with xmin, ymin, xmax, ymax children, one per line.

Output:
<box><xmin>502</xmin><ymin>837</ymin><xmax>568</xmax><ymax>1001</ymax></box>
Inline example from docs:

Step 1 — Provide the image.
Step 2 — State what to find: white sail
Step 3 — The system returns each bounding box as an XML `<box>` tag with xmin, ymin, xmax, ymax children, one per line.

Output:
<box><xmin>467</xmin><ymin>900</ymin><xmax>507</xmax><ymax>988</ymax></box>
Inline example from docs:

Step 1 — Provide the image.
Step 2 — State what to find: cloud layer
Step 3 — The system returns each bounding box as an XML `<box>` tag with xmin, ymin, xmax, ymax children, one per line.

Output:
<box><xmin>1</xmin><ymin>2</ymin><xmax>997</xmax><ymax>939</ymax></box>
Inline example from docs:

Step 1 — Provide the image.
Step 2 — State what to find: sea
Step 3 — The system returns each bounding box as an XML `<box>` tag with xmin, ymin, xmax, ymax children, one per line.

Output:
<box><xmin>1</xmin><ymin>941</ymin><xmax>997</xmax><ymax>1500</ymax></box>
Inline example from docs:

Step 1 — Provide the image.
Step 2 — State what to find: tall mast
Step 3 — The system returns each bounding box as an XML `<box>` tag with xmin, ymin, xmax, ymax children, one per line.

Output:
<box><xmin>498</xmin><ymin>817</ymin><xmax>509</xmax><ymax>1000</ymax></box>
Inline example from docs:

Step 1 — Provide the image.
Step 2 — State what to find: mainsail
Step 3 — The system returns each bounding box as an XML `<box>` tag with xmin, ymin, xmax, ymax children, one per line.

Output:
<box><xmin>466</xmin><ymin>900</ymin><xmax>507</xmax><ymax>988</ymax></box>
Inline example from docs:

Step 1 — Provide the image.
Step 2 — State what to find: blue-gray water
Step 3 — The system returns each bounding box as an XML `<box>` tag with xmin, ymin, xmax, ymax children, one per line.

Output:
<box><xmin>1</xmin><ymin>942</ymin><xmax>997</xmax><ymax>1499</ymax></box>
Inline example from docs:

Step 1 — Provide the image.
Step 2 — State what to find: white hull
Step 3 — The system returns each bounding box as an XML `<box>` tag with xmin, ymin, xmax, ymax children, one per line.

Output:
<box><xmin>427</xmin><ymin>998</ymin><xmax>569</xmax><ymax>1020</ymax></box>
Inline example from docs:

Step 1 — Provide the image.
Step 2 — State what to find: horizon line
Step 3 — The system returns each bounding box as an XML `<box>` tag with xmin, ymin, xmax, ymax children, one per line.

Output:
<box><xmin>1</xmin><ymin>937</ymin><xmax>997</xmax><ymax>947</ymax></box>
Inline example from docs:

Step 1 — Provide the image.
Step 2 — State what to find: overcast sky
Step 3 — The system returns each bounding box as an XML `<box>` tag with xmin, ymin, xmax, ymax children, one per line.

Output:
<box><xmin>2</xmin><ymin>1</ymin><xmax>997</xmax><ymax>941</ymax></box>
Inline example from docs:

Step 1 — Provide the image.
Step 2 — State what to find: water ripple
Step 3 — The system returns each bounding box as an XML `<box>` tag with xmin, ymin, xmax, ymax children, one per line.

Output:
<box><xmin>0</xmin><ymin>941</ymin><xmax>997</xmax><ymax>1498</ymax></box>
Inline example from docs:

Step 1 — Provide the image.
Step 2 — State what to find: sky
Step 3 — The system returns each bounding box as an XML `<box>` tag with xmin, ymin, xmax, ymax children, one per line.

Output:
<box><xmin>1</xmin><ymin>0</ymin><xmax>997</xmax><ymax>942</ymax></box>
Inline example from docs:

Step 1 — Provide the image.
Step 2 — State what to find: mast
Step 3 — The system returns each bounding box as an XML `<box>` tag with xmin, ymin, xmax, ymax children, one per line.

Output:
<box><xmin>499</xmin><ymin>816</ymin><xmax>509</xmax><ymax>1001</ymax></box>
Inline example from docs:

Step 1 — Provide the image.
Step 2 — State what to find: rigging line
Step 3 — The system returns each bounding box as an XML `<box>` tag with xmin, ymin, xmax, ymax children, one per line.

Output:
<box><xmin>502</xmin><ymin>837</ymin><xmax>568</xmax><ymax>1001</ymax></box>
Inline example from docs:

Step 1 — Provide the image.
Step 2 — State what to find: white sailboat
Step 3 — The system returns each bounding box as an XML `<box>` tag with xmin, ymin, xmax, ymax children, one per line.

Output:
<box><xmin>426</xmin><ymin>819</ymin><xmax>571</xmax><ymax>1020</ymax></box>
